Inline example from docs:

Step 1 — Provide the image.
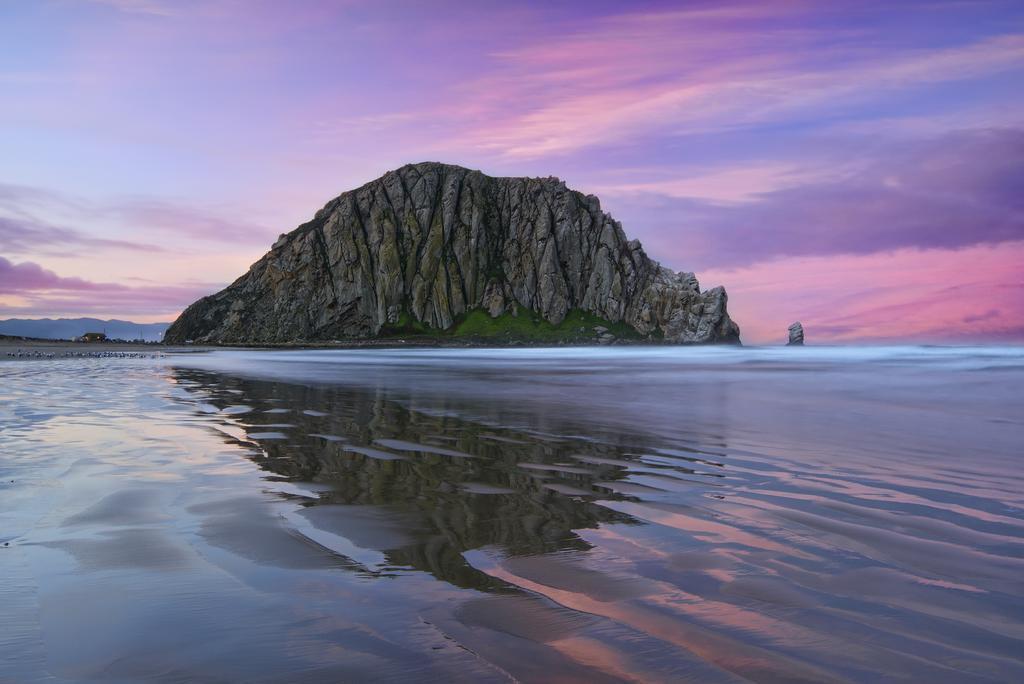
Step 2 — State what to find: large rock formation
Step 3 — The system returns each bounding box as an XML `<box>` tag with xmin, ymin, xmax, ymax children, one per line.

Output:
<box><xmin>165</xmin><ymin>163</ymin><xmax>740</xmax><ymax>345</ymax></box>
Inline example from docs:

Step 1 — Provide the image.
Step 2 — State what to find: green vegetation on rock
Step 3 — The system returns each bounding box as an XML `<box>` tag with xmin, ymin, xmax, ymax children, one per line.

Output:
<box><xmin>378</xmin><ymin>310</ymin><xmax>431</xmax><ymax>337</ymax></box>
<box><xmin>380</xmin><ymin>306</ymin><xmax>661</xmax><ymax>344</ymax></box>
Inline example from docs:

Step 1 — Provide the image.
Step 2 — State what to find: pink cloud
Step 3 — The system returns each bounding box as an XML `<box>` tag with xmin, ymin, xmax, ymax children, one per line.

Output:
<box><xmin>437</xmin><ymin>9</ymin><xmax>1024</xmax><ymax>158</ymax></box>
<box><xmin>702</xmin><ymin>242</ymin><xmax>1024</xmax><ymax>344</ymax></box>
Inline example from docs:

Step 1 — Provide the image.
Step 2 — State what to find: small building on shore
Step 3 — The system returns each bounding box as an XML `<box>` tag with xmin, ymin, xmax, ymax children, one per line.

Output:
<box><xmin>77</xmin><ymin>332</ymin><xmax>107</xmax><ymax>343</ymax></box>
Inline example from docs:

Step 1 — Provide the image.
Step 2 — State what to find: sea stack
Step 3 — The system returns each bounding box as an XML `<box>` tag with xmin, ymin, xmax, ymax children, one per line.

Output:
<box><xmin>788</xmin><ymin>322</ymin><xmax>805</xmax><ymax>346</ymax></box>
<box><xmin>165</xmin><ymin>162</ymin><xmax>741</xmax><ymax>345</ymax></box>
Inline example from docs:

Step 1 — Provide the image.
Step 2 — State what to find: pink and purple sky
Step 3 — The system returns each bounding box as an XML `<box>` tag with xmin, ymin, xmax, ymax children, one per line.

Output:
<box><xmin>1</xmin><ymin>0</ymin><xmax>1022</xmax><ymax>343</ymax></box>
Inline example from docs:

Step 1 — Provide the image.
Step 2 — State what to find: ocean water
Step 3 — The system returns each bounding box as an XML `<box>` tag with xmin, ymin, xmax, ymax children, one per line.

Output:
<box><xmin>1</xmin><ymin>345</ymin><xmax>1022</xmax><ymax>682</ymax></box>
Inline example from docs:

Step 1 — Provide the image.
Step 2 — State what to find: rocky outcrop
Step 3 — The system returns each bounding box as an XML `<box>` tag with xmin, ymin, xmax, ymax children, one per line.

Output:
<box><xmin>165</xmin><ymin>162</ymin><xmax>740</xmax><ymax>345</ymax></box>
<box><xmin>788</xmin><ymin>322</ymin><xmax>804</xmax><ymax>346</ymax></box>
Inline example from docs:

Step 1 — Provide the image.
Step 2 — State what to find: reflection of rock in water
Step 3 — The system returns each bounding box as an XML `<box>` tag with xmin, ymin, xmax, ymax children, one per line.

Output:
<box><xmin>171</xmin><ymin>369</ymin><xmax>712</xmax><ymax>591</ymax></box>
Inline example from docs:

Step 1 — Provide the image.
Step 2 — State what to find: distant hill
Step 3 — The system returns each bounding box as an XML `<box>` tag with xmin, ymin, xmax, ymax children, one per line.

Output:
<box><xmin>0</xmin><ymin>318</ymin><xmax>170</xmax><ymax>342</ymax></box>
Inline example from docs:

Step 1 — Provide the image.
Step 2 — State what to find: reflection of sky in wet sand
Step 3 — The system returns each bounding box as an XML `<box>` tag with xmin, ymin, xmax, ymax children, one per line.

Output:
<box><xmin>1</xmin><ymin>346</ymin><xmax>1023</xmax><ymax>682</ymax></box>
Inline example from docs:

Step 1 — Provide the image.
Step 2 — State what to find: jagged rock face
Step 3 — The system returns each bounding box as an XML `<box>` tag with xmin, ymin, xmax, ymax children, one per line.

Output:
<box><xmin>788</xmin><ymin>321</ymin><xmax>805</xmax><ymax>346</ymax></box>
<box><xmin>165</xmin><ymin>163</ymin><xmax>740</xmax><ymax>344</ymax></box>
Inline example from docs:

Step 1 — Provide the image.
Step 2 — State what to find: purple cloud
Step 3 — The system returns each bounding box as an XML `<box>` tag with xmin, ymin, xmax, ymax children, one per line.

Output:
<box><xmin>607</xmin><ymin>128</ymin><xmax>1024</xmax><ymax>270</ymax></box>
<box><xmin>0</xmin><ymin>256</ymin><xmax>102</xmax><ymax>293</ymax></box>
<box><xmin>0</xmin><ymin>255</ymin><xmax>221</xmax><ymax>318</ymax></box>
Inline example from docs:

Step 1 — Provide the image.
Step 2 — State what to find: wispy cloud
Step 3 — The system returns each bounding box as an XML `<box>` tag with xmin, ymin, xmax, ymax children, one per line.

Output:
<box><xmin>0</xmin><ymin>183</ymin><xmax>275</xmax><ymax>259</ymax></box>
<box><xmin>108</xmin><ymin>199</ymin><xmax>276</xmax><ymax>244</ymax></box>
<box><xmin>439</xmin><ymin>7</ymin><xmax>1024</xmax><ymax>158</ymax></box>
<box><xmin>0</xmin><ymin>215</ymin><xmax>165</xmax><ymax>256</ymax></box>
<box><xmin>85</xmin><ymin>0</ymin><xmax>176</xmax><ymax>16</ymax></box>
<box><xmin>589</xmin><ymin>162</ymin><xmax>850</xmax><ymax>203</ymax></box>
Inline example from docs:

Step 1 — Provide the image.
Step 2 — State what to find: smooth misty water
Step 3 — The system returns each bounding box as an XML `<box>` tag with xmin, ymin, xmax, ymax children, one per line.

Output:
<box><xmin>1</xmin><ymin>346</ymin><xmax>1022</xmax><ymax>683</ymax></box>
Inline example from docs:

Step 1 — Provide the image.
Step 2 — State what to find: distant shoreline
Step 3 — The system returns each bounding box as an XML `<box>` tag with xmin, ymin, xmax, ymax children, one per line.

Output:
<box><xmin>0</xmin><ymin>339</ymin><xmax>209</xmax><ymax>361</ymax></box>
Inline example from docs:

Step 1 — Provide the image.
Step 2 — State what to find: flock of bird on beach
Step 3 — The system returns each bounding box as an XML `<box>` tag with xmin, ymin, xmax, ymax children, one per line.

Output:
<box><xmin>4</xmin><ymin>349</ymin><xmax>165</xmax><ymax>360</ymax></box>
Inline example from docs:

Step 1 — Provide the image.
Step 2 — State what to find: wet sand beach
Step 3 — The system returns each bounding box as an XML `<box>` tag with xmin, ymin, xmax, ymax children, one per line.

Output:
<box><xmin>1</xmin><ymin>345</ymin><xmax>1023</xmax><ymax>682</ymax></box>
<box><xmin>0</xmin><ymin>339</ymin><xmax>185</xmax><ymax>361</ymax></box>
